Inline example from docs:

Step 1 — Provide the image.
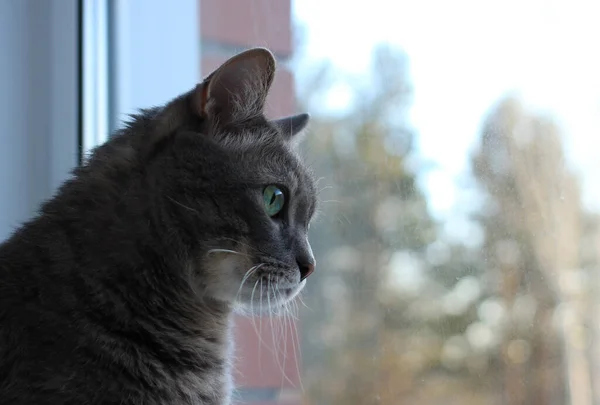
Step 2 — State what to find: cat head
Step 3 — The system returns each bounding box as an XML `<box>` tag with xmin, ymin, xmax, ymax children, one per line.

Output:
<box><xmin>99</xmin><ymin>48</ymin><xmax>317</xmax><ymax>313</ymax></box>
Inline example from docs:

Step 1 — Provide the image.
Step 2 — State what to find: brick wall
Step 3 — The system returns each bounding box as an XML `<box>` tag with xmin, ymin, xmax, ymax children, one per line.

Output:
<box><xmin>198</xmin><ymin>1</ymin><xmax>301</xmax><ymax>404</ymax></box>
<box><xmin>199</xmin><ymin>0</ymin><xmax>295</xmax><ymax>120</ymax></box>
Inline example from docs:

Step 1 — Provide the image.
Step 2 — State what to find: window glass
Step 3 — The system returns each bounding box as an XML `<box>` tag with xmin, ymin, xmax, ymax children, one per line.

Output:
<box><xmin>210</xmin><ymin>1</ymin><xmax>600</xmax><ymax>404</ymax></box>
<box><xmin>3</xmin><ymin>1</ymin><xmax>598</xmax><ymax>404</ymax></box>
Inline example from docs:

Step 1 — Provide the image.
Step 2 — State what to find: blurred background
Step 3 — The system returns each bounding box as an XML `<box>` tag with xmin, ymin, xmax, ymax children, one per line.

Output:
<box><xmin>2</xmin><ymin>0</ymin><xmax>600</xmax><ymax>404</ymax></box>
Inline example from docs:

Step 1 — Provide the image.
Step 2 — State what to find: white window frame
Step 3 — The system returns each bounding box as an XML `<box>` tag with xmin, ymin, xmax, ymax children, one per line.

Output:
<box><xmin>81</xmin><ymin>0</ymin><xmax>201</xmax><ymax>154</ymax></box>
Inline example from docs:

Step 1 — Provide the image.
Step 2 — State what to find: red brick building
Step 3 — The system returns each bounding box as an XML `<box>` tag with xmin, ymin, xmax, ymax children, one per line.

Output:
<box><xmin>199</xmin><ymin>1</ymin><xmax>302</xmax><ymax>404</ymax></box>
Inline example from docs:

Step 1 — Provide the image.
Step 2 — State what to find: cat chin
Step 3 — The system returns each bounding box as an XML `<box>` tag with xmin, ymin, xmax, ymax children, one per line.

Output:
<box><xmin>231</xmin><ymin>302</ymin><xmax>291</xmax><ymax>317</ymax></box>
<box><xmin>232</xmin><ymin>280</ymin><xmax>306</xmax><ymax>316</ymax></box>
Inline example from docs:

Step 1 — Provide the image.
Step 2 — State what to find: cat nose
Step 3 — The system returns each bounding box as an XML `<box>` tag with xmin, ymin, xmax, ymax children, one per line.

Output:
<box><xmin>295</xmin><ymin>236</ymin><xmax>315</xmax><ymax>281</ymax></box>
<box><xmin>297</xmin><ymin>258</ymin><xmax>315</xmax><ymax>281</ymax></box>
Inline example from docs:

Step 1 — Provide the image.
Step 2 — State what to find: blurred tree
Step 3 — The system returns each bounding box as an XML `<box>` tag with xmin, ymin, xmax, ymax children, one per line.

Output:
<box><xmin>292</xmin><ymin>45</ymin><xmax>596</xmax><ymax>405</ymax></box>
<box><xmin>471</xmin><ymin>95</ymin><xmax>595</xmax><ymax>405</ymax></box>
<box><xmin>295</xmin><ymin>44</ymin><xmax>506</xmax><ymax>405</ymax></box>
<box><xmin>297</xmin><ymin>44</ymin><xmax>437</xmax><ymax>405</ymax></box>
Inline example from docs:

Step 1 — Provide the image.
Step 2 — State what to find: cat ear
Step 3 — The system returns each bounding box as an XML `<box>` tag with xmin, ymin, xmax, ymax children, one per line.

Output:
<box><xmin>272</xmin><ymin>113</ymin><xmax>311</xmax><ymax>140</ymax></box>
<box><xmin>192</xmin><ymin>48</ymin><xmax>276</xmax><ymax>125</ymax></box>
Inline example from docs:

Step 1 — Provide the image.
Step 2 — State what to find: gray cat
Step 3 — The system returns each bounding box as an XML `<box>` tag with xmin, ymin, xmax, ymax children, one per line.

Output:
<box><xmin>0</xmin><ymin>47</ymin><xmax>317</xmax><ymax>405</ymax></box>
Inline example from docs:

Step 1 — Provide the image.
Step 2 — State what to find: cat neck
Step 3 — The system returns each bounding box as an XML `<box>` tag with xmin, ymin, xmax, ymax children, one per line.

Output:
<box><xmin>0</xmin><ymin>172</ymin><xmax>236</xmax><ymax>346</ymax></box>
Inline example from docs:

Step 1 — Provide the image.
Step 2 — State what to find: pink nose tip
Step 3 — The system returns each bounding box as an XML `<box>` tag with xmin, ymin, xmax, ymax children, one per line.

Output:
<box><xmin>299</xmin><ymin>262</ymin><xmax>315</xmax><ymax>281</ymax></box>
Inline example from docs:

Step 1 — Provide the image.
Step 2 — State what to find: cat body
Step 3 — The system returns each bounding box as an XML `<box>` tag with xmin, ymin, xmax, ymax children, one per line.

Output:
<box><xmin>0</xmin><ymin>48</ymin><xmax>316</xmax><ymax>405</ymax></box>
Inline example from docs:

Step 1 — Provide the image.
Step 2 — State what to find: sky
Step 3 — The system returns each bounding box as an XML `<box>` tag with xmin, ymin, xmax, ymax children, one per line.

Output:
<box><xmin>292</xmin><ymin>0</ymin><xmax>600</xmax><ymax>226</ymax></box>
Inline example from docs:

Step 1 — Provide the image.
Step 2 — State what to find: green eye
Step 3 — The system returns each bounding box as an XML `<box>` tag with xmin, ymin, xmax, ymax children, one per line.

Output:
<box><xmin>263</xmin><ymin>185</ymin><xmax>285</xmax><ymax>217</ymax></box>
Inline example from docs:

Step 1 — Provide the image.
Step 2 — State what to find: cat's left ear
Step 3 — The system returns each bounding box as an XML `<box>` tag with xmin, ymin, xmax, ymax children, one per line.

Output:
<box><xmin>272</xmin><ymin>113</ymin><xmax>311</xmax><ymax>140</ymax></box>
<box><xmin>192</xmin><ymin>48</ymin><xmax>276</xmax><ymax>126</ymax></box>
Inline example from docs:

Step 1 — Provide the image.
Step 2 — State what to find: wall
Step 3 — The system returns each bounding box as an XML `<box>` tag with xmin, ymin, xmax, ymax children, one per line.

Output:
<box><xmin>0</xmin><ymin>0</ymin><xmax>79</xmax><ymax>242</ymax></box>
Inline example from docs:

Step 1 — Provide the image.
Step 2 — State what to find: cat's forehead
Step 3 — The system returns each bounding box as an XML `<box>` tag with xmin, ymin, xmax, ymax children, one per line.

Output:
<box><xmin>227</xmin><ymin>127</ymin><xmax>315</xmax><ymax>192</ymax></box>
<box><xmin>216</xmin><ymin>123</ymin><xmax>279</xmax><ymax>151</ymax></box>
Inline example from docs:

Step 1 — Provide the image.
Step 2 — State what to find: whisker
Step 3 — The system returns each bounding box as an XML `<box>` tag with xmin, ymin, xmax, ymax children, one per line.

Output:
<box><xmin>277</xmin><ymin>288</ymin><xmax>297</xmax><ymax>389</ymax></box>
<box><xmin>280</xmin><ymin>290</ymin><xmax>289</xmax><ymax>389</ymax></box>
<box><xmin>289</xmin><ymin>299</ymin><xmax>305</xmax><ymax>393</ymax></box>
<box><xmin>258</xmin><ymin>278</ymin><xmax>264</xmax><ymax>373</ymax></box>
<box><xmin>220</xmin><ymin>237</ymin><xmax>259</xmax><ymax>254</ymax></box>
<box><xmin>206</xmin><ymin>249</ymin><xmax>249</xmax><ymax>257</ymax></box>
<box><xmin>234</xmin><ymin>264</ymin><xmax>264</xmax><ymax>302</ymax></box>
<box><xmin>297</xmin><ymin>294</ymin><xmax>311</xmax><ymax>310</ymax></box>
<box><xmin>250</xmin><ymin>277</ymin><xmax>277</xmax><ymax>358</ymax></box>
<box><xmin>267</xmin><ymin>279</ymin><xmax>282</xmax><ymax>377</ymax></box>
<box><xmin>317</xmin><ymin>185</ymin><xmax>332</xmax><ymax>194</ymax></box>
<box><xmin>219</xmin><ymin>237</ymin><xmax>275</xmax><ymax>260</ymax></box>
<box><xmin>167</xmin><ymin>196</ymin><xmax>200</xmax><ymax>215</ymax></box>
<box><xmin>250</xmin><ymin>279</ymin><xmax>267</xmax><ymax>349</ymax></box>
<box><xmin>295</xmin><ymin>299</ymin><xmax>301</xmax><ymax>319</ymax></box>
<box><xmin>276</xmin><ymin>288</ymin><xmax>286</xmax><ymax>343</ymax></box>
<box><xmin>283</xmin><ymin>293</ymin><xmax>299</xmax><ymax>321</ymax></box>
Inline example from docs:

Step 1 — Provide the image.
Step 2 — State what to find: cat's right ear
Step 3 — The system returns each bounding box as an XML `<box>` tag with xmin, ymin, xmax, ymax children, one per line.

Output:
<box><xmin>272</xmin><ymin>113</ymin><xmax>311</xmax><ymax>140</ymax></box>
<box><xmin>191</xmin><ymin>48</ymin><xmax>276</xmax><ymax>126</ymax></box>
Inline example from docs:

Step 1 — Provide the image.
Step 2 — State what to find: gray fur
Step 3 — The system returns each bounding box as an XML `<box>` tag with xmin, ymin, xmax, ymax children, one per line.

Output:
<box><xmin>0</xmin><ymin>48</ymin><xmax>316</xmax><ymax>405</ymax></box>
